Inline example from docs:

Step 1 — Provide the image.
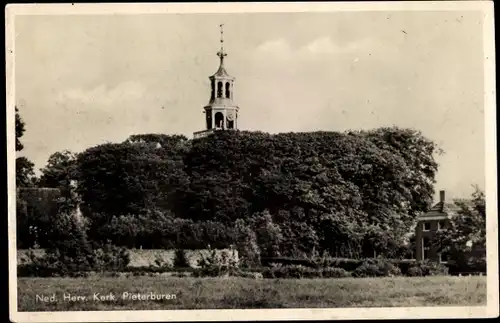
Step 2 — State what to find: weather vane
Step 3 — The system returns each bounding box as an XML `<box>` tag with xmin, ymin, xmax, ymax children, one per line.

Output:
<box><xmin>220</xmin><ymin>24</ymin><xmax>224</xmax><ymax>48</ymax></box>
<box><xmin>217</xmin><ymin>24</ymin><xmax>227</xmax><ymax>61</ymax></box>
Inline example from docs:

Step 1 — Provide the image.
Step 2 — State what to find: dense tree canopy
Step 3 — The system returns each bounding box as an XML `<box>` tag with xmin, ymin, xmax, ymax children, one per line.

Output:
<box><xmin>15</xmin><ymin>106</ymin><xmax>25</xmax><ymax>152</ymax></box>
<box><xmin>39</xmin><ymin>150</ymin><xmax>77</xmax><ymax>188</ymax></box>
<box><xmin>17</xmin><ymin>188</ymin><xmax>62</xmax><ymax>248</ymax></box>
<box><xmin>16</xmin><ymin>157</ymin><xmax>36</xmax><ymax>188</ymax></box>
<box><xmin>15</xmin><ymin>106</ymin><xmax>37</xmax><ymax>188</ymax></box>
<box><xmin>76</xmin><ymin>134</ymin><xmax>189</xmax><ymax>218</ymax></box>
<box><xmin>436</xmin><ymin>187</ymin><xmax>486</xmax><ymax>272</ymax></box>
<box><xmin>71</xmin><ymin>128</ymin><xmax>439</xmax><ymax>257</ymax></box>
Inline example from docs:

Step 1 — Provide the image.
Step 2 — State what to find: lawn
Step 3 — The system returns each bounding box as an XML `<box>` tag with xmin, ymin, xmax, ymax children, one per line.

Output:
<box><xmin>17</xmin><ymin>275</ymin><xmax>486</xmax><ymax>311</ymax></box>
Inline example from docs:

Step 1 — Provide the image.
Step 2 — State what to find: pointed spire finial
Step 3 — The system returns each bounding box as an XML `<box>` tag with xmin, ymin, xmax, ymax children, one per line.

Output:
<box><xmin>217</xmin><ymin>24</ymin><xmax>227</xmax><ymax>66</ymax></box>
<box><xmin>220</xmin><ymin>23</ymin><xmax>224</xmax><ymax>50</ymax></box>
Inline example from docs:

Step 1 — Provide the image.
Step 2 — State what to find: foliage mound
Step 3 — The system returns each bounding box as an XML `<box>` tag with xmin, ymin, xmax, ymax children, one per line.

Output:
<box><xmin>18</xmin><ymin>210</ymin><xmax>130</xmax><ymax>277</ymax></box>
<box><xmin>352</xmin><ymin>258</ymin><xmax>402</xmax><ymax>277</ymax></box>
<box><xmin>406</xmin><ymin>260</ymin><xmax>449</xmax><ymax>277</ymax></box>
<box><xmin>193</xmin><ymin>247</ymin><xmax>240</xmax><ymax>277</ymax></box>
<box><xmin>71</xmin><ymin>128</ymin><xmax>438</xmax><ymax>258</ymax></box>
<box><xmin>173</xmin><ymin>249</ymin><xmax>190</xmax><ymax>268</ymax></box>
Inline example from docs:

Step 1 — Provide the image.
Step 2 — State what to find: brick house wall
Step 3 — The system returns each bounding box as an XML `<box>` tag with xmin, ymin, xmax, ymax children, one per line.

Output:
<box><xmin>415</xmin><ymin>190</ymin><xmax>455</xmax><ymax>263</ymax></box>
<box><xmin>415</xmin><ymin>217</ymin><xmax>450</xmax><ymax>263</ymax></box>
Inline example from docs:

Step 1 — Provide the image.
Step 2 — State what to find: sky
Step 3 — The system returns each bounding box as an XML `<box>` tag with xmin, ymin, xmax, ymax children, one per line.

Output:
<box><xmin>14</xmin><ymin>10</ymin><xmax>486</xmax><ymax>201</ymax></box>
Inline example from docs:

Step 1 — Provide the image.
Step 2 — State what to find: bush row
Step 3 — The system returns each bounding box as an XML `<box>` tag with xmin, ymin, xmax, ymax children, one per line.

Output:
<box><xmin>261</xmin><ymin>257</ymin><xmax>448</xmax><ymax>275</ymax></box>
<box><xmin>262</xmin><ymin>266</ymin><xmax>351</xmax><ymax>279</ymax></box>
<box><xmin>259</xmin><ymin>260</ymin><xmax>448</xmax><ymax>279</ymax></box>
<box><xmin>18</xmin><ymin>256</ymin><xmax>450</xmax><ymax>279</ymax></box>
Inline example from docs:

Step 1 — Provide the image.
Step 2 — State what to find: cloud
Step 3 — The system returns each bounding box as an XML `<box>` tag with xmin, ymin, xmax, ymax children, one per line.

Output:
<box><xmin>254</xmin><ymin>37</ymin><xmax>382</xmax><ymax>61</ymax></box>
<box><xmin>57</xmin><ymin>81</ymin><xmax>146</xmax><ymax>106</ymax></box>
<box><xmin>254</xmin><ymin>39</ymin><xmax>293</xmax><ymax>60</ymax></box>
<box><xmin>301</xmin><ymin>37</ymin><xmax>340</xmax><ymax>55</ymax></box>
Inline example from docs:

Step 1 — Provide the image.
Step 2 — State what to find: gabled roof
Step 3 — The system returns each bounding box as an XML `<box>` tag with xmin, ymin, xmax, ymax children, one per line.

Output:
<box><xmin>418</xmin><ymin>201</ymin><xmax>461</xmax><ymax>219</ymax></box>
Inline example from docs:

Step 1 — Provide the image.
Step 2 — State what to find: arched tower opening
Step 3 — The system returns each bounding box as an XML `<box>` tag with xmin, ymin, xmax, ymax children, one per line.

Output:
<box><xmin>210</xmin><ymin>80</ymin><xmax>215</xmax><ymax>101</ymax></box>
<box><xmin>225</xmin><ymin>82</ymin><xmax>231</xmax><ymax>98</ymax></box>
<box><xmin>217</xmin><ymin>81</ymin><xmax>223</xmax><ymax>98</ymax></box>
<box><xmin>214</xmin><ymin>112</ymin><xmax>224</xmax><ymax>129</ymax></box>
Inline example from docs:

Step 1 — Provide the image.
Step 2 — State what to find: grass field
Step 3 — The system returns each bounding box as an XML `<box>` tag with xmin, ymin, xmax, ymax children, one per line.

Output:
<box><xmin>17</xmin><ymin>275</ymin><xmax>486</xmax><ymax>311</ymax></box>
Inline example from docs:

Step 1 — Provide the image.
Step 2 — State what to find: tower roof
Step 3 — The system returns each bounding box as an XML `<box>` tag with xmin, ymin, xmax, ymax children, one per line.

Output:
<box><xmin>211</xmin><ymin>24</ymin><xmax>232</xmax><ymax>79</ymax></box>
<box><xmin>213</xmin><ymin>64</ymin><xmax>230</xmax><ymax>77</ymax></box>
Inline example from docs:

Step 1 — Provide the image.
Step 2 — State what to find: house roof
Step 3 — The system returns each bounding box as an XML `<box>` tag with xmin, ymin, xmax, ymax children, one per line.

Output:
<box><xmin>418</xmin><ymin>201</ymin><xmax>461</xmax><ymax>220</ymax></box>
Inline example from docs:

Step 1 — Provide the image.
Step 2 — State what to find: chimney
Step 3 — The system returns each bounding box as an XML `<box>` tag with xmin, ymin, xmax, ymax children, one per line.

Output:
<box><xmin>439</xmin><ymin>190</ymin><xmax>445</xmax><ymax>203</ymax></box>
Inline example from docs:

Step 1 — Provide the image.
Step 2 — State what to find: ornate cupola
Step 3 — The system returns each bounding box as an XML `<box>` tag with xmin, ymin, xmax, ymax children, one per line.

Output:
<box><xmin>194</xmin><ymin>24</ymin><xmax>239</xmax><ymax>139</ymax></box>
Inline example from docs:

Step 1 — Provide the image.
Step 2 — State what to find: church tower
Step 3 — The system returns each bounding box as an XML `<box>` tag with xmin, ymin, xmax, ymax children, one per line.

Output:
<box><xmin>194</xmin><ymin>24</ymin><xmax>239</xmax><ymax>139</ymax></box>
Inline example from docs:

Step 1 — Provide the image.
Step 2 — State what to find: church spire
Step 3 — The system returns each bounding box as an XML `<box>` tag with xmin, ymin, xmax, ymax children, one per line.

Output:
<box><xmin>213</xmin><ymin>24</ymin><xmax>229</xmax><ymax>77</ymax></box>
<box><xmin>217</xmin><ymin>24</ymin><xmax>227</xmax><ymax>68</ymax></box>
<box><xmin>193</xmin><ymin>24</ymin><xmax>239</xmax><ymax>139</ymax></box>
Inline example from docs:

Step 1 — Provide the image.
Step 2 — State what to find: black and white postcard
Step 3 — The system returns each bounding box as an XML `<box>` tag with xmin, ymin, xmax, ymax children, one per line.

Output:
<box><xmin>6</xmin><ymin>2</ymin><xmax>498</xmax><ymax>322</ymax></box>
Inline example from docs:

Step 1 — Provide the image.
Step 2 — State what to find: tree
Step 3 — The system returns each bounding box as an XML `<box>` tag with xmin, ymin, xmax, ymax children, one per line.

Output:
<box><xmin>76</xmin><ymin>135</ymin><xmax>189</xmax><ymax>223</ymax></box>
<box><xmin>39</xmin><ymin>150</ymin><xmax>79</xmax><ymax>213</ymax></box>
<box><xmin>181</xmin><ymin>129</ymin><xmax>439</xmax><ymax>258</ymax></box>
<box><xmin>72</xmin><ymin>128</ymin><xmax>439</xmax><ymax>255</ymax></box>
<box><xmin>15</xmin><ymin>106</ymin><xmax>25</xmax><ymax>152</ymax></box>
<box><xmin>234</xmin><ymin>219</ymin><xmax>261</xmax><ymax>268</ymax></box>
<box><xmin>16</xmin><ymin>157</ymin><xmax>36</xmax><ymax>187</ymax></box>
<box><xmin>247</xmin><ymin>210</ymin><xmax>283</xmax><ymax>257</ymax></box>
<box><xmin>39</xmin><ymin>150</ymin><xmax>77</xmax><ymax>188</ymax></box>
<box><xmin>436</xmin><ymin>187</ymin><xmax>486</xmax><ymax>272</ymax></box>
<box><xmin>15</xmin><ymin>106</ymin><xmax>38</xmax><ymax>187</ymax></box>
<box><xmin>43</xmin><ymin>211</ymin><xmax>96</xmax><ymax>274</ymax></box>
<box><xmin>16</xmin><ymin>188</ymin><xmax>62</xmax><ymax>248</ymax></box>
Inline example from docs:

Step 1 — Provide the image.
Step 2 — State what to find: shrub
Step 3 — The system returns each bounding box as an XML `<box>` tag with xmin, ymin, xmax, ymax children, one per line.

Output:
<box><xmin>261</xmin><ymin>265</ymin><xmax>320</xmax><ymax>279</ymax></box>
<box><xmin>17</xmin><ymin>258</ymin><xmax>58</xmax><ymax>278</ymax></box>
<box><xmin>391</xmin><ymin>259</ymin><xmax>417</xmax><ymax>275</ymax></box>
<box><xmin>194</xmin><ymin>247</ymin><xmax>240</xmax><ymax>277</ymax></box>
<box><xmin>406</xmin><ymin>266</ymin><xmax>423</xmax><ymax>277</ymax></box>
<box><xmin>261</xmin><ymin>257</ymin><xmax>317</xmax><ymax>268</ymax></box>
<box><xmin>321</xmin><ymin>267</ymin><xmax>352</xmax><ymax>278</ymax></box>
<box><xmin>18</xmin><ymin>211</ymin><xmax>131</xmax><ymax>277</ymax></box>
<box><xmin>33</xmin><ymin>212</ymin><xmax>96</xmax><ymax>277</ymax></box>
<box><xmin>93</xmin><ymin>242</ymin><xmax>130</xmax><ymax>272</ymax></box>
<box><xmin>235</xmin><ymin>271</ymin><xmax>264</xmax><ymax>279</ymax></box>
<box><xmin>352</xmin><ymin>258</ymin><xmax>402</xmax><ymax>278</ymax></box>
<box><xmin>406</xmin><ymin>260</ymin><xmax>448</xmax><ymax>277</ymax></box>
<box><xmin>468</xmin><ymin>256</ymin><xmax>487</xmax><ymax>273</ymax></box>
<box><xmin>327</xmin><ymin>258</ymin><xmax>362</xmax><ymax>271</ymax></box>
<box><xmin>234</xmin><ymin>220</ymin><xmax>261</xmax><ymax>268</ymax></box>
<box><xmin>152</xmin><ymin>252</ymin><xmax>173</xmax><ymax>269</ymax></box>
<box><xmin>262</xmin><ymin>265</ymin><xmax>352</xmax><ymax>279</ymax></box>
<box><xmin>446</xmin><ymin>255</ymin><xmax>486</xmax><ymax>275</ymax></box>
<box><xmin>173</xmin><ymin>249</ymin><xmax>190</xmax><ymax>268</ymax></box>
<box><xmin>247</xmin><ymin>210</ymin><xmax>283</xmax><ymax>258</ymax></box>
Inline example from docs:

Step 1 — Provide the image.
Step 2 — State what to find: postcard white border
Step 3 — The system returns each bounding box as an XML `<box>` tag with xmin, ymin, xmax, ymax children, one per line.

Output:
<box><xmin>6</xmin><ymin>2</ymin><xmax>498</xmax><ymax>322</ymax></box>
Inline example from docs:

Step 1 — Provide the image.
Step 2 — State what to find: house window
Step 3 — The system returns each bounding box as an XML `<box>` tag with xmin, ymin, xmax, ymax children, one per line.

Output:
<box><xmin>439</xmin><ymin>252</ymin><xmax>448</xmax><ymax>263</ymax></box>
<box><xmin>437</xmin><ymin>220</ymin><xmax>445</xmax><ymax>231</ymax></box>
<box><xmin>423</xmin><ymin>222</ymin><xmax>431</xmax><ymax>232</ymax></box>
<box><xmin>423</xmin><ymin>237</ymin><xmax>430</xmax><ymax>260</ymax></box>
